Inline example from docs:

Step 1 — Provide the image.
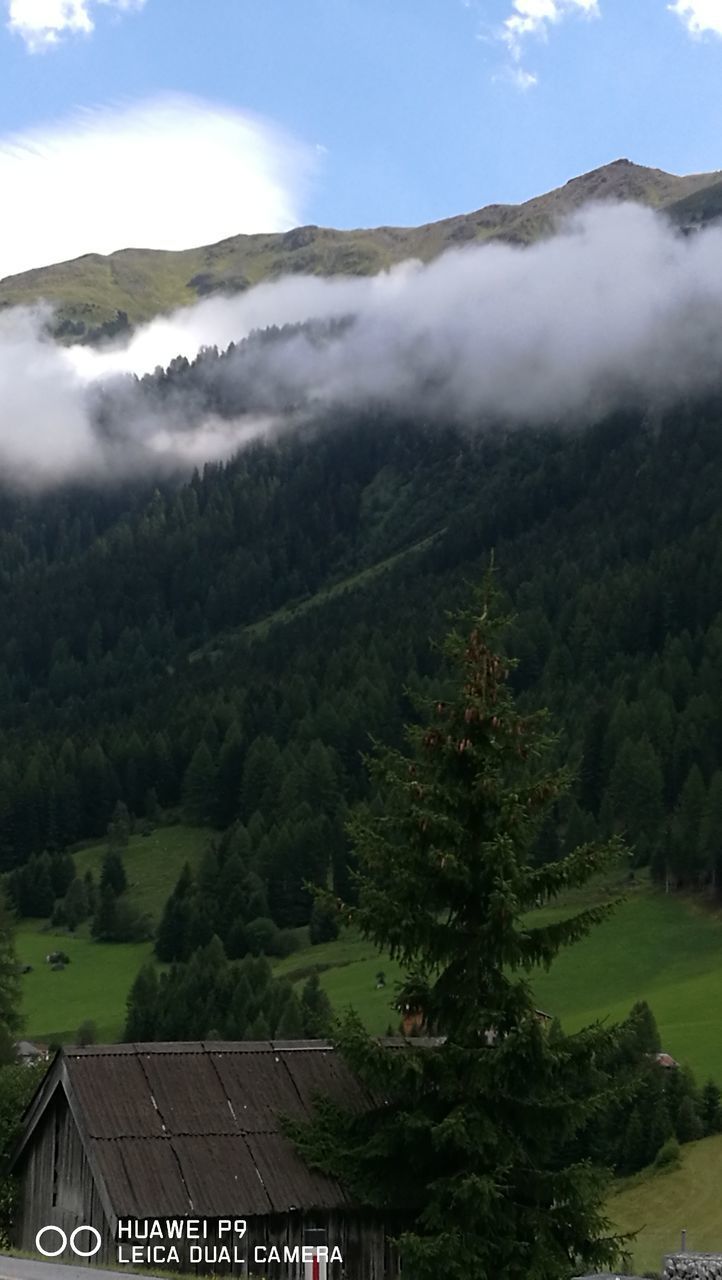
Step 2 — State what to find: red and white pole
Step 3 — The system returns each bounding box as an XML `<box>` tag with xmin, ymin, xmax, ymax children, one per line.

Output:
<box><xmin>305</xmin><ymin>1250</ymin><xmax>327</xmax><ymax>1280</ymax></box>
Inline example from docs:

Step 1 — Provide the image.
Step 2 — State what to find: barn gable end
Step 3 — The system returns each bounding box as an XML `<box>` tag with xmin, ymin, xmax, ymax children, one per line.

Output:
<box><xmin>10</xmin><ymin>1041</ymin><xmax>399</xmax><ymax>1280</ymax></box>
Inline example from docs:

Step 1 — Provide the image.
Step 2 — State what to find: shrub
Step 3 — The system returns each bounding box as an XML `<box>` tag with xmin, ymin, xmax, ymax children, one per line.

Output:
<box><xmin>244</xmin><ymin>917</ymin><xmax>281</xmax><ymax>956</ymax></box>
<box><xmin>653</xmin><ymin>1136</ymin><xmax>681</xmax><ymax>1170</ymax></box>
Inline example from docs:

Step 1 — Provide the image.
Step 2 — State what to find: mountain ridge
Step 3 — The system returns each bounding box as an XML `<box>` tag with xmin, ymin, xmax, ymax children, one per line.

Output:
<box><xmin>1</xmin><ymin>158</ymin><xmax>720</xmax><ymax>340</ymax></box>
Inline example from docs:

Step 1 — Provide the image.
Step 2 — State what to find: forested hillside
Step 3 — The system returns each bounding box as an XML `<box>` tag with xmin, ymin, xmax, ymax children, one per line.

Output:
<box><xmin>2</xmin><ymin>350</ymin><xmax>722</xmax><ymax>952</ymax></box>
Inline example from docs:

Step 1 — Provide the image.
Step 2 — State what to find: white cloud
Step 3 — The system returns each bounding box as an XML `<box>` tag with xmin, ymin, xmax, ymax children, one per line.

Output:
<box><xmin>499</xmin><ymin>0</ymin><xmax>599</xmax><ymax>86</ymax></box>
<box><xmin>10</xmin><ymin>201</ymin><xmax>722</xmax><ymax>487</ymax></box>
<box><xmin>0</xmin><ymin>94</ymin><xmax>315</xmax><ymax>280</ymax></box>
<box><xmin>669</xmin><ymin>0</ymin><xmax>722</xmax><ymax>37</ymax></box>
<box><xmin>6</xmin><ymin>0</ymin><xmax>145</xmax><ymax>51</ymax></box>
<box><xmin>508</xmin><ymin>64</ymin><xmax>539</xmax><ymax>89</ymax></box>
<box><xmin>502</xmin><ymin>0</ymin><xmax>599</xmax><ymax>52</ymax></box>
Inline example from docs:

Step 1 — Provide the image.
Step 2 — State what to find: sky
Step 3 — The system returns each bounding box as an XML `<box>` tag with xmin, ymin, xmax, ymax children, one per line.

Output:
<box><xmin>1</xmin><ymin>0</ymin><xmax>722</xmax><ymax>276</ymax></box>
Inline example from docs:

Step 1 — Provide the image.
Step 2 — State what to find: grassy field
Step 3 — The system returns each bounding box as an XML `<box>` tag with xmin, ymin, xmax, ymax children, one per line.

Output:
<box><xmin>275</xmin><ymin>934</ymin><xmax>404</xmax><ymax>1034</ymax></box>
<box><xmin>532</xmin><ymin>880</ymin><xmax>722</xmax><ymax>1082</ymax></box>
<box><xmin>15</xmin><ymin>921</ymin><xmax>151</xmax><ymax>1043</ymax></box>
<box><xmin>274</xmin><ymin>875</ymin><xmax>722</xmax><ymax>1080</ymax></box>
<box><xmin>16</xmin><ymin>826</ymin><xmax>722</xmax><ymax>1079</ymax></box>
<box><xmin>610</xmin><ymin>1133</ymin><xmax>722</xmax><ymax>1274</ymax></box>
<box><xmin>15</xmin><ymin>824</ymin><xmax>211</xmax><ymax>1043</ymax></box>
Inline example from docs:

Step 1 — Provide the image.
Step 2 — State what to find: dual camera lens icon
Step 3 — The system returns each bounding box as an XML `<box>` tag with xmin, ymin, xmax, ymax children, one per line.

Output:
<box><xmin>35</xmin><ymin>1225</ymin><xmax>102</xmax><ymax>1258</ymax></box>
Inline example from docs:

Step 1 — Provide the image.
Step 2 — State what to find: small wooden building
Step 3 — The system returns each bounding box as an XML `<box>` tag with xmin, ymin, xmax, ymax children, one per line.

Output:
<box><xmin>10</xmin><ymin>1040</ymin><xmax>401</xmax><ymax>1279</ymax></box>
<box><xmin>13</xmin><ymin>1040</ymin><xmax>50</xmax><ymax>1067</ymax></box>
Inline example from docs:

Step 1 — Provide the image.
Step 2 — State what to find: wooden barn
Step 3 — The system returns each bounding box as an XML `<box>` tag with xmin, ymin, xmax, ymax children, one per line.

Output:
<box><xmin>10</xmin><ymin>1040</ymin><xmax>402</xmax><ymax>1279</ymax></box>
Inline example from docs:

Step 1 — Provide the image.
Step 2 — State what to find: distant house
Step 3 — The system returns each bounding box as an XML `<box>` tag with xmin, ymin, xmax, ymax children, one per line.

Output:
<box><xmin>399</xmin><ymin>1001</ymin><xmax>552</xmax><ymax>1039</ymax></box>
<box><xmin>655</xmin><ymin>1052</ymin><xmax>680</xmax><ymax>1069</ymax></box>
<box><xmin>13</xmin><ymin>1041</ymin><xmax>50</xmax><ymax>1067</ymax></box>
<box><xmin>10</xmin><ymin>1041</ymin><xmax>408</xmax><ymax>1279</ymax></box>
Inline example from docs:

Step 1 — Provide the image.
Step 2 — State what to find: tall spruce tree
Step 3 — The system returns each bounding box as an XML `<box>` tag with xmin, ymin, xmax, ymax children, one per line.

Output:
<box><xmin>291</xmin><ymin>583</ymin><xmax>627</xmax><ymax>1280</ymax></box>
<box><xmin>91</xmin><ymin>883</ymin><xmax>119</xmax><ymax>941</ymax></box>
<box><xmin>0</xmin><ymin>895</ymin><xmax>22</xmax><ymax>1063</ymax></box>
<box><xmin>100</xmin><ymin>848</ymin><xmax>127</xmax><ymax>896</ymax></box>
<box><xmin>124</xmin><ymin>962</ymin><xmax>160</xmax><ymax>1041</ymax></box>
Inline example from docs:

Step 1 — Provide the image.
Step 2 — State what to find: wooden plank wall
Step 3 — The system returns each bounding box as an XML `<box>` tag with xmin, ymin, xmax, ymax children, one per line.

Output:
<box><xmin>14</xmin><ymin>1096</ymin><xmax>396</xmax><ymax>1279</ymax></box>
<box><xmin>14</xmin><ymin>1092</ymin><xmax>114</xmax><ymax>1265</ymax></box>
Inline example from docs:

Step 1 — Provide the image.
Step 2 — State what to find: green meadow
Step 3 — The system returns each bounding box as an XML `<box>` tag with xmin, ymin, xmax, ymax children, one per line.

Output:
<box><xmin>15</xmin><ymin>824</ymin><xmax>211</xmax><ymax>1043</ymax></box>
<box><xmin>610</xmin><ymin>1133</ymin><xmax>722</xmax><ymax>1274</ymax></box>
<box><xmin>71</xmin><ymin>823</ymin><xmax>211</xmax><ymax>923</ymax></box>
<box><xmin>532</xmin><ymin>880</ymin><xmax>722</xmax><ymax>1083</ymax></box>
<box><xmin>15</xmin><ymin>830</ymin><xmax>722</xmax><ymax>1086</ymax></box>
<box><xmin>278</xmin><ymin>874</ymin><xmax>722</xmax><ymax>1082</ymax></box>
<box><xmin>15</xmin><ymin>922</ymin><xmax>151</xmax><ymax>1044</ymax></box>
<box><xmin>274</xmin><ymin>935</ymin><xmax>404</xmax><ymax>1034</ymax></box>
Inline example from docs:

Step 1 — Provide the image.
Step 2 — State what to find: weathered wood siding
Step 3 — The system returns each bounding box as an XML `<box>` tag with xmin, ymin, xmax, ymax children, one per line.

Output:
<box><xmin>14</xmin><ymin>1095</ymin><xmax>396</xmax><ymax>1279</ymax></box>
<box><xmin>14</xmin><ymin>1089</ymin><xmax>115</xmax><ymax>1265</ymax></box>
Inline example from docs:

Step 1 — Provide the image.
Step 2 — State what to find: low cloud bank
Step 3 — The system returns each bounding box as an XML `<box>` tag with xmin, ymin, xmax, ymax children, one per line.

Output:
<box><xmin>4</xmin><ymin>201</ymin><xmax>722</xmax><ymax>487</ymax></box>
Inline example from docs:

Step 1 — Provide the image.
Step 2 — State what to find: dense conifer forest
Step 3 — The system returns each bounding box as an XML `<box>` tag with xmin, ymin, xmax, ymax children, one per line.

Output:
<box><xmin>2</xmin><ymin>345</ymin><xmax>722</xmax><ymax>927</ymax></box>
<box><xmin>2</xmin><ymin>338</ymin><xmax>722</xmax><ymax>1188</ymax></box>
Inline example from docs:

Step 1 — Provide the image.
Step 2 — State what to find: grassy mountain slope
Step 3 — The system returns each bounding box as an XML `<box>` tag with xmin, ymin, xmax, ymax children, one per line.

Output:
<box><xmin>15</xmin><ymin>922</ymin><xmax>149</xmax><ymax>1044</ymax></box>
<box><xmin>273</xmin><ymin>873</ymin><xmax>722</xmax><ymax>1083</ymax></box>
<box><xmin>70</xmin><ymin>823</ymin><xmax>210</xmax><ymax>923</ymax></box>
<box><xmin>610</xmin><ymin>1134</ymin><xmax>722</xmax><ymax>1273</ymax></box>
<box><xmin>20</xmin><ymin>856</ymin><xmax>722</xmax><ymax>1072</ymax></box>
<box><xmin>1</xmin><ymin>159</ymin><xmax>719</xmax><ymax>336</ymax></box>
<box><xmin>15</xmin><ymin>824</ymin><xmax>211</xmax><ymax>1042</ymax></box>
<box><xmin>666</xmin><ymin>178</ymin><xmax>722</xmax><ymax>231</ymax></box>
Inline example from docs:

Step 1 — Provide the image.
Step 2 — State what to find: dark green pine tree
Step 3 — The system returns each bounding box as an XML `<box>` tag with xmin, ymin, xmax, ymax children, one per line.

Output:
<box><xmin>609</xmin><ymin>735</ymin><xmax>664</xmax><ymax>864</ymax></box>
<box><xmin>309</xmin><ymin>898</ymin><xmax>340</xmax><ymax>945</ymax></box>
<box><xmin>124</xmin><ymin>962</ymin><xmax>160</xmax><ymax>1041</ymax></box>
<box><xmin>49</xmin><ymin>850</ymin><xmax>76</xmax><ymax>900</ymax></box>
<box><xmin>106</xmin><ymin>800</ymin><xmax>131</xmax><ymax>851</ymax></box>
<box><xmin>701</xmin><ymin>769</ymin><xmax>722</xmax><ymax>893</ymax></box>
<box><xmin>63</xmin><ymin>877</ymin><xmax>90</xmax><ymax>931</ymax></box>
<box><xmin>275</xmin><ymin>992</ymin><xmax>305</xmax><ymax>1038</ymax></box>
<box><xmin>216</xmin><ymin>722</ymin><xmax>245</xmax><ymax>827</ymax></box>
<box><xmin>620</xmin><ymin>1107</ymin><xmax>647</xmax><ymax>1175</ymax></box>
<box><xmin>32</xmin><ymin>854</ymin><xmax>56</xmax><ymax>918</ymax></box>
<box><xmin>701</xmin><ymin>1079</ymin><xmax>722</xmax><ymax>1135</ymax></box>
<box><xmin>182</xmin><ymin>742</ymin><xmax>219</xmax><ymax>826</ymax></box>
<box><xmin>671</xmin><ymin>765</ymin><xmax>707</xmax><ymax>887</ymax></box>
<box><xmin>300</xmin><ymin>973</ymin><xmax>334</xmax><ymax>1038</ymax></box>
<box><xmin>627</xmin><ymin>1000</ymin><xmax>662</xmax><ymax>1055</ymax></box>
<box><xmin>155</xmin><ymin>863</ymin><xmax>194</xmax><ymax>962</ymax></box>
<box><xmin>100</xmin><ymin>848</ymin><xmax>127</xmax><ymax>896</ymax></box>
<box><xmin>91</xmin><ymin>883</ymin><xmax>119</xmax><ymax>941</ymax></box>
<box><xmin>291</xmin><ymin>584</ymin><xmax>627</xmax><ymax>1280</ymax></box>
<box><xmin>579</xmin><ymin>704</ymin><xmax>609</xmax><ymax>817</ymax></box>
<box><xmin>0</xmin><ymin>894</ymin><xmax>23</xmax><ymax>1063</ymax></box>
<box><xmin>675</xmin><ymin>1094</ymin><xmax>704</xmax><ymax>1144</ymax></box>
<box><xmin>83</xmin><ymin>869</ymin><xmax>97</xmax><ymax>914</ymax></box>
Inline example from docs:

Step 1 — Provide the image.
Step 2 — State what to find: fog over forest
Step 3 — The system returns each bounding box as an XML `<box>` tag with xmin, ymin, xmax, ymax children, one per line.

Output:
<box><xmin>4</xmin><ymin>201</ymin><xmax>722</xmax><ymax>486</ymax></box>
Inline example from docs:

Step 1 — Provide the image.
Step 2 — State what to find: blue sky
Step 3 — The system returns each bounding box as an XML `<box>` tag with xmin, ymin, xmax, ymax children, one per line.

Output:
<box><xmin>1</xmin><ymin>0</ymin><xmax>722</xmax><ymax>275</ymax></box>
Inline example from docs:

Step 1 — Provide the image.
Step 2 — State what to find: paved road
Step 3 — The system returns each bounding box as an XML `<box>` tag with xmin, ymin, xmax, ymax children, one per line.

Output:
<box><xmin>0</xmin><ymin>1257</ymin><xmax>151</xmax><ymax>1280</ymax></box>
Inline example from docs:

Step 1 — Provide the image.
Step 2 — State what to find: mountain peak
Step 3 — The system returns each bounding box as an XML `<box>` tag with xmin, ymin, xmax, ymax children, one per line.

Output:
<box><xmin>3</xmin><ymin>158</ymin><xmax>722</xmax><ymax>338</ymax></box>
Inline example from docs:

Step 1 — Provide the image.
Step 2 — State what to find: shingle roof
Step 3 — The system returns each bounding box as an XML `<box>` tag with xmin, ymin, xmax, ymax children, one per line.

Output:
<box><xmin>14</xmin><ymin>1040</ymin><xmax>406</xmax><ymax>1218</ymax></box>
<box><xmin>655</xmin><ymin>1051</ymin><xmax>680</xmax><ymax>1068</ymax></box>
